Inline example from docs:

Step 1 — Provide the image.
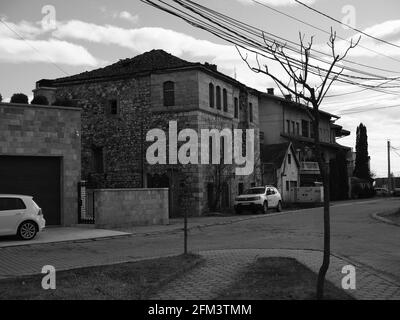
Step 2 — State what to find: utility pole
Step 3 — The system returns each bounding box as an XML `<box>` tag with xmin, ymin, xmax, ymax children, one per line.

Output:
<box><xmin>388</xmin><ymin>140</ymin><xmax>392</xmax><ymax>193</ymax></box>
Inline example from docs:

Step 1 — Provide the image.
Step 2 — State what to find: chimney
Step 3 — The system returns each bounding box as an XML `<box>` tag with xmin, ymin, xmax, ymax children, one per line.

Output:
<box><xmin>204</xmin><ymin>62</ymin><xmax>217</xmax><ymax>71</ymax></box>
<box><xmin>267</xmin><ymin>88</ymin><xmax>274</xmax><ymax>95</ymax></box>
<box><xmin>284</xmin><ymin>94</ymin><xmax>292</xmax><ymax>101</ymax></box>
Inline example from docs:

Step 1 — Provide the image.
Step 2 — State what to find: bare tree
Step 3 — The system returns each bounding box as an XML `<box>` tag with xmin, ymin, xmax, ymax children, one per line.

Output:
<box><xmin>237</xmin><ymin>30</ymin><xmax>360</xmax><ymax>299</ymax></box>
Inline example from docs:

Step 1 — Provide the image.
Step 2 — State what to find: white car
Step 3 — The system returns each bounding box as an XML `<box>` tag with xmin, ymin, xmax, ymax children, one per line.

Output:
<box><xmin>234</xmin><ymin>186</ymin><xmax>282</xmax><ymax>214</ymax></box>
<box><xmin>0</xmin><ymin>195</ymin><xmax>46</xmax><ymax>240</ymax></box>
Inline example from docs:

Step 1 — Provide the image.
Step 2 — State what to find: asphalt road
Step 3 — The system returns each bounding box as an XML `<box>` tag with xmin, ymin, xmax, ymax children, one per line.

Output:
<box><xmin>0</xmin><ymin>198</ymin><xmax>399</xmax><ymax>283</ymax></box>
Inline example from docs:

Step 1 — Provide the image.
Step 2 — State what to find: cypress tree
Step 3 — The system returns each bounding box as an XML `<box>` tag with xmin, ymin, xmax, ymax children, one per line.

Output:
<box><xmin>353</xmin><ymin>123</ymin><xmax>371</xmax><ymax>180</ymax></box>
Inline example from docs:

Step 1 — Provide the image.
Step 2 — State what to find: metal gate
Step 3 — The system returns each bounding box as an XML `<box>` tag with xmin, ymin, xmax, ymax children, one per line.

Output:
<box><xmin>78</xmin><ymin>181</ymin><xmax>95</xmax><ymax>224</ymax></box>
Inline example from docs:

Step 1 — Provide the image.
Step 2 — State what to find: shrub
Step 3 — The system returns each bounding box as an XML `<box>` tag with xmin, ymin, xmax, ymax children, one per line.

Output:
<box><xmin>31</xmin><ymin>95</ymin><xmax>49</xmax><ymax>105</ymax></box>
<box><xmin>0</xmin><ymin>93</ymin><xmax>2</xmax><ymax>102</ymax></box>
<box><xmin>10</xmin><ymin>93</ymin><xmax>28</xmax><ymax>104</ymax></box>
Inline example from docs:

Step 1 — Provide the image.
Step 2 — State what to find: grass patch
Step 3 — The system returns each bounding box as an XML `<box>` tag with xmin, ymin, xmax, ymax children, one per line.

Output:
<box><xmin>217</xmin><ymin>257</ymin><xmax>353</xmax><ymax>300</ymax></box>
<box><xmin>0</xmin><ymin>254</ymin><xmax>203</xmax><ymax>300</ymax></box>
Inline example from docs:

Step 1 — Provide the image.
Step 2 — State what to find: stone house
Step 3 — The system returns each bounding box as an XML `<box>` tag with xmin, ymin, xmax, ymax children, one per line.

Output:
<box><xmin>34</xmin><ymin>50</ymin><xmax>261</xmax><ymax>217</ymax></box>
<box><xmin>258</xmin><ymin>90</ymin><xmax>351</xmax><ymax>188</ymax></box>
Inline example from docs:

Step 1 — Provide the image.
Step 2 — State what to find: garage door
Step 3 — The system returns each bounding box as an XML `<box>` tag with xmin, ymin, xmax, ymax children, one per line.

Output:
<box><xmin>0</xmin><ymin>156</ymin><xmax>61</xmax><ymax>225</ymax></box>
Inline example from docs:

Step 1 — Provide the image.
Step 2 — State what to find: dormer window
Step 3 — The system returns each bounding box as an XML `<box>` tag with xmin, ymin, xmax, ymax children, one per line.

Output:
<box><xmin>163</xmin><ymin>81</ymin><xmax>175</xmax><ymax>106</ymax></box>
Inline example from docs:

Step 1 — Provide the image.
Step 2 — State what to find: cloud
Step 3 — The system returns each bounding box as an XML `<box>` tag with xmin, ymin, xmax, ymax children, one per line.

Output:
<box><xmin>0</xmin><ymin>20</ymin><xmax>101</xmax><ymax>66</ymax></box>
<box><xmin>313</xmin><ymin>19</ymin><xmax>400</xmax><ymax>58</ymax></box>
<box><xmin>363</xmin><ymin>20</ymin><xmax>400</xmax><ymax>40</ymax></box>
<box><xmin>0</xmin><ymin>37</ymin><xmax>100</xmax><ymax>66</ymax></box>
<box><xmin>117</xmin><ymin>11</ymin><xmax>139</xmax><ymax>24</ymax></box>
<box><xmin>236</xmin><ymin>0</ymin><xmax>317</xmax><ymax>6</ymax></box>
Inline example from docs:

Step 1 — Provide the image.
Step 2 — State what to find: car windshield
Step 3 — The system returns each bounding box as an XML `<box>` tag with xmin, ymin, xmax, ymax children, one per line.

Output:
<box><xmin>244</xmin><ymin>188</ymin><xmax>265</xmax><ymax>195</ymax></box>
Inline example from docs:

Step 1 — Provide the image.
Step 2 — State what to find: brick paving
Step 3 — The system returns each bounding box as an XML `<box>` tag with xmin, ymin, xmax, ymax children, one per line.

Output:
<box><xmin>151</xmin><ymin>249</ymin><xmax>400</xmax><ymax>300</ymax></box>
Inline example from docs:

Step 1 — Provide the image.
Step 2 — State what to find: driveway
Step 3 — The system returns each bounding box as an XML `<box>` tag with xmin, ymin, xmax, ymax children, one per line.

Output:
<box><xmin>0</xmin><ymin>198</ymin><xmax>399</xmax><ymax>286</ymax></box>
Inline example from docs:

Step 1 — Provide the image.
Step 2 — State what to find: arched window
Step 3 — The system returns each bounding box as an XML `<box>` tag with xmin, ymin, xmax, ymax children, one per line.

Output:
<box><xmin>223</xmin><ymin>88</ymin><xmax>228</xmax><ymax>112</ymax></box>
<box><xmin>216</xmin><ymin>86</ymin><xmax>221</xmax><ymax>110</ymax></box>
<box><xmin>209</xmin><ymin>83</ymin><xmax>214</xmax><ymax>108</ymax></box>
<box><xmin>163</xmin><ymin>81</ymin><xmax>175</xmax><ymax>106</ymax></box>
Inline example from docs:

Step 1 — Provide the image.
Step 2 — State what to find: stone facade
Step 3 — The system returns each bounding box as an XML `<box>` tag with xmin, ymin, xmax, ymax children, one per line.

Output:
<box><xmin>0</xmin><ymin>102</ymin><xmax>81</xmax><ymax>225</ymax></box>
<box><xmin>94</xmin><ymin>188</ymin><xmax>169</xmax><ymax>228</ymax></box>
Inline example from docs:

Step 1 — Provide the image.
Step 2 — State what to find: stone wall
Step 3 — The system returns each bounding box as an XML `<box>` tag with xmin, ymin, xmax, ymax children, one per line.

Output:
<box><xmin>0</xmin><ymin>102</ymin><xmax>81</xmax><ymax>225</ymax></box>
<box><xmin>54</xmin><ymin>76</ymin><xmax>153</xmax><ymax>189</ymax></box>
<box><xmin>94</xmin><ymin>188</ymin><xmax>169</xmax><ymax>228</ymax></box>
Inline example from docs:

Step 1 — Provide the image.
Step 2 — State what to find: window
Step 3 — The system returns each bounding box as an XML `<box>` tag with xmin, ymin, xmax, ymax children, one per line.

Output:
<box><xmin>209</xmin><ymin>136</ymin><xmax>213</xmax><ymax>164</ymax></box>
<box><xmin>292</xmin><ymin>121</ymin><xmax>295</xmax><ymax>134</ymax></box>
<box><xmin>221</xmin><ymin>136</ymin><xmax>225</xmax><ymax>161</ymax></box>
<box><xmin>286</xmin><ymin>181</ymin><xmax>290</xmax><ymax>192</ymax></box>
<box><xmin>301</xmin><ymin>120</ymin><xmax>309</xmax><ymax>137</ymax></box>
<box><xmin>207</xmin><ymin>183</ymin><xmax>215</xmax><ymax>209</ymax></box>
<box><xmin>259</xmin><ymin>131</ymin><xmax>265</xmax><ymax>142</ymax></box>
<box><xmin>296</xmin><ymin>122</ymin><xmax>300</xmax><ymax>136</ymax></box>
<box><xmin>216</xmin><ymin>86</ymin><xmax>221</xmax><ymax>110</ymax></box>
<box><xmin>92</xmin><ymin>146</ymin><xmax>104</xmax><ymax>173</ymax></box>
<box><xmin>223</xmin><ymin>88</ymin><xmax>228</xmax><ymax>112</ymax></box>
<box><xmin>163</xmin><ymin>81</ymin><xmax>175</xmax><ymax>106</ymax></box>
<box><xmin>234</xmin><ymin>97</ymin><xmax>239</xmax><ymax>118</ymax></box>
<box><xmin>288</xmin><ymin>154</ymin><xmax>291</xmax><ymax>165</ymax></box>
<box><xmin>249</xmin><ymin>103</ymin><xmax>253</xmax><ymax>122</ymax></box>
<box><xmin>0</xmin><ymin>198</ymin><xmax>26</xmax><ymax>211</ymax></box>
<box><xmin>108</xmin><ymin>99</ymin><xmax>118</xmax><ymax>115</ymax></box>
<box><xmin>310</xmin><ymin>122</ymin><xmax>315</xmax><ymax>139</ymax></box>
<box><xmin>209</xmin><ymin>83</ymin><xmax>214</xmax><ymax>108</ymax></box>
<box><xmin>287</xmin><ymin>120</ymin><xmax>291</xmax><ymax>134</ymax></box>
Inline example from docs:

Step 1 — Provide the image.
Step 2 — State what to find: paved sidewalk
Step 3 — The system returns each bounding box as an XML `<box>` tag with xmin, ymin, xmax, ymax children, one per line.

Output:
<box><xmin>151</xmin><ymin>249</ymin><xmax>400</xmax><ymax>300</ymax></box>
<box><xmin>0</xmin><ymin>227</ymin><xmax>129</xmax><ymax>248</ymax></box>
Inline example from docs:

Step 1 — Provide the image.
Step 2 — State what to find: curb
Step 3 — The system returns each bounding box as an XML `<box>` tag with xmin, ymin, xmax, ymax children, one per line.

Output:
<box><xmin>371</xmin><ymin>210</ymin><xmax>400</xmax><ymax>227</ymax></box>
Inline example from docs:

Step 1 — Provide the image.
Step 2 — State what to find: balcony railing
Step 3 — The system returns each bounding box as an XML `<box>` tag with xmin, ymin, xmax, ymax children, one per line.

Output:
<box><xmin>300</xmin><ymin>161</ymin><xmax>320</xmax><ymax>174</ymax></box>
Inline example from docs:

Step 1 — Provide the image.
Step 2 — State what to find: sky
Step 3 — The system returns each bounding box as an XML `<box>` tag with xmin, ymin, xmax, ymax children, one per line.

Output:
<box><xmin>1</xmin><ymin>0</ymin><xmax>400</xmax><ymax>177</ymax></box>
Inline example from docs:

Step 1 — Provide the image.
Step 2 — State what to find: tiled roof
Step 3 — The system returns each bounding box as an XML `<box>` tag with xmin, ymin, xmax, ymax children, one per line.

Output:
<box><xmin>51</xmin><ymin>49</ymin><xmax>197</xmax><ymax>83</ymax></box>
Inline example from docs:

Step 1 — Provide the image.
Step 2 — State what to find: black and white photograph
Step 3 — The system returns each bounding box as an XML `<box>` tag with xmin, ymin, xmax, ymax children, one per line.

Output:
<box><xmin>0</xmin><ymin>0</ymin><xmax>400</xmax><ymax>309</ymax></box>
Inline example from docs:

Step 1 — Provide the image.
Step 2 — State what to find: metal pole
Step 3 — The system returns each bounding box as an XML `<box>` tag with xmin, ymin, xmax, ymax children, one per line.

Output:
<box><xmin>184</xmin><ymin>208</ymin><xmax>188</xmax><ymax>255</ymax></box>
<box><xmin>388</xmin><ymin>140</ymin><xmax>392</xmax><ymax>194</ymax></box>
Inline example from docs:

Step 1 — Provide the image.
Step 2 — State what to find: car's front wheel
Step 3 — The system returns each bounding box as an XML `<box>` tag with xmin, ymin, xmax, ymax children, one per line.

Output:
<box><xmin>262</xmin><ymin>201</ymin><xmax>268</xmax><ymax>214</ymax></box>
<box><xmin>18</xmin><ymin>221</ymin><xmax>37</xmax><ymax>240</ymax></box>
<box><xmin>276</xmin><ymin>201</ymin><xmax>282</xmax><ymax>212</ymax></box>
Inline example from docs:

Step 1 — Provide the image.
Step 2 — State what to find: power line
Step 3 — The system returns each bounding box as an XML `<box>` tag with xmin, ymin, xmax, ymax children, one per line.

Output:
<box><xmin>182</xmin><ymin>0</ymin><xmax>400</xmax><ymax>82</ymax></box>
<box><xmin>0</xmin><ymin>19</ymin><xmax>70</xmax><ymax>76</ymax></box>
<box><xmin>252</xmin><ymin>0</ymin><xmax>400</xmax><ymax>68</ymax></box>
<box><xmin>155</xmin><ymin>0</ymin><xmax>400</xmax><ymax>85</ymax></box>
<box><xmin>295</xmin><ymin>0</ymin><xmax>400</xmax><ymax>50</ymax></box>
<box><xmin>142</xmin><ymin>0</ymin><xmax>400</xmax><ymax>99</ymax></box>
<box><xmin>337</xmin><ymin>103</ymin><xmax>400</xmax><ymax>115</ymax></box>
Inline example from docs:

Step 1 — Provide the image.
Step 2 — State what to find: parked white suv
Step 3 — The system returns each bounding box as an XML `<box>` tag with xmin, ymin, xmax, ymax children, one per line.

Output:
<box><xmin>234</xmin><ymin>186</ymin><xmax>282</xmax><ymax>214</ymax></box>
<box><xmin>0</xmin><ymin>195</ymin><xmax>46</xmax><ymax>240</ymax></box>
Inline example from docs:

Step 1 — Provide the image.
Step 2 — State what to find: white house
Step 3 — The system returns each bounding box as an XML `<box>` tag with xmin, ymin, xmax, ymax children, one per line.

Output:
<box><xmin>261</xmin><ymin>142</ymin><xmax>300</xmax><ymax>202</ymax></box>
